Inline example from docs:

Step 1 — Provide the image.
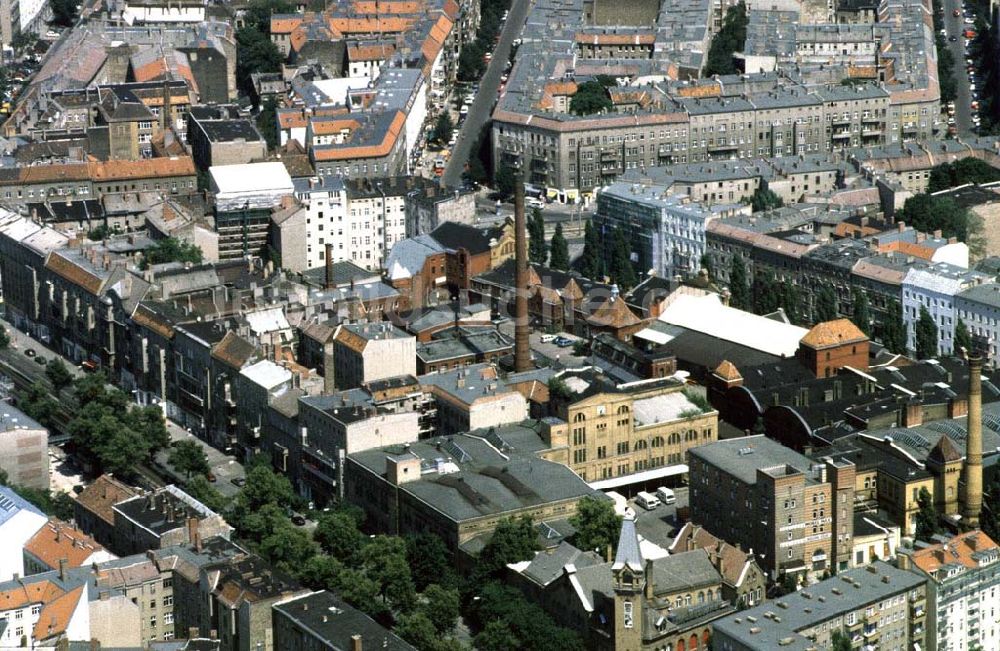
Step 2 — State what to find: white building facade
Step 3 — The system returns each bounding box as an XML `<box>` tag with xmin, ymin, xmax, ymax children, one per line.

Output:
<box><xmin>0</xmin><ymin>486</ymin><xmax>48</xmax><ymax>582</ymax></box>
<box><xmin>955</xmin><ymin>283</ymin><xmax>1000</xmax><ymax>365</ymax></box>
<box><xmin>902</xmin><ymin>263</ymin><xmax>988</xmax><ymax>357</ymax></box>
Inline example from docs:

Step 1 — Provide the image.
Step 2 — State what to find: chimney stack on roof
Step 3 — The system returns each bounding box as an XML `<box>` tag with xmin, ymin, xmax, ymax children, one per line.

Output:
<box><xmin>963</xmin><ymin>352</ymin><xmax>984</xmax><ymax>527</ymax></box>
<box><xmin>513</xmin><ymin>178</ymin><xmax>531</xmax><ymax>373</ymax></box>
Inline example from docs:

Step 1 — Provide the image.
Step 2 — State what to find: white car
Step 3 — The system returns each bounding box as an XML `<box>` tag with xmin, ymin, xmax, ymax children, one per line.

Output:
<box><xmin>459</xmin><ymin>104</ymin><xmax>469</xmax><ymax>115</ymax></box>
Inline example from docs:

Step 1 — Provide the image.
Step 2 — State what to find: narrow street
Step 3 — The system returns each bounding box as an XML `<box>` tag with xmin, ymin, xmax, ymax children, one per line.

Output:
<box><xmin>442</xmin><ymin>0</ymin><xmax>531</xmax><ymax>187</ymax></box>
<box><xmin>944</xmin><ymin>0</ymin><xmax>974</xmax><ymax>135</ymax></box>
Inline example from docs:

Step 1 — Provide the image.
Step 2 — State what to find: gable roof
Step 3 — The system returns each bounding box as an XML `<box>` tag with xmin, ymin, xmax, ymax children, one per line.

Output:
<box><xmin>24</xmin><ymin>520</ymin><xmax>107</xmax><ymax>570</ymax></box>
<box><xmin>800</xmin><ymin>318</ymin><xmax>868</xmax><ymax>349</ymax></box>
<box><xmin>586</xmin><ymin>295</ymin><xmax>642</xmax><ymax>329</ymax></box>
<box><xmin>73</xmin><ymin>474</ymin><xmax>139</xmax><ymax>527</ymax></box>
<box><xmin>33</xmin><ymin>585</ymin><xmax>85</xmax><ymax>641</ymax></box>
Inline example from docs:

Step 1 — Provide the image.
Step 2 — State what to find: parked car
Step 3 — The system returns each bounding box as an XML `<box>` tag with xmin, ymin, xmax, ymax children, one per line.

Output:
<box><xmin>231</xmin><ymin>477</ymin><xmax>246</xmax><ymax>487</ymax></box>
<box><xmin>291</xmin><ymin>514</ymin><xmax>307</xmax><ymax>526</ymax></box>
<box><xmin>636</xmin><ymin>491</ymin><xmax>661</xmax><ymax>510</ymax></box>
<box><xmin>656</xmin><ymin>487</ymin><xmax>676</xmax><ymax>504</ymax></box>
<box><xmin>34</xmin><ymin>356</ymin><xmax>47</xmax><ymax>366</ymax></box>
<box><xmin>23</xmin><ymin>348</ymin><xmax>36</xmax><ymax>357</ymax></box>
<box><xmin>554</xmin><ymin>336</ymin><xmax>573</xmax><ymax>347</ymax></box>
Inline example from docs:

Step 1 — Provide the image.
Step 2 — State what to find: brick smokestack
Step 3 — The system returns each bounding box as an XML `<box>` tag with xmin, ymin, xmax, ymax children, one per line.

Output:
<box><xmin>964</xmin><ymin>352</ymin><xmax>984</xmax><ymax>527</ymax></box>
<box><xmin>514</xmin><ymin>177</ymin><xmax>532</xmax><ymax>373</ymax></box>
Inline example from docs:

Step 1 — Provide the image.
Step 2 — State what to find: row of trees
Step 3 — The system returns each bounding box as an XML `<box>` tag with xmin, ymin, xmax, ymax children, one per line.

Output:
<box><xmin>578</xmin><ymin>221</ymin><xmax>638</xmax><ymax>289</ymax></box>
<box><xmin>457</xmin><ymin>0</ymin><xmax>512</xmax><ymax>81</ymax></box>
<box><xmin>931</xmin><ymin>0</ymin><xmax>957</xmax><ymax>105</ymax></box>
<box><xmin>727</xmin><ymin>256</ymin><xmax>909</xmax><ymax>353</ymax></box>
<box><xmin>927</xmin><ymin>158</ymin><xmax>1000</xmax><ymax>193</ymax></box>
<box><xmin>526</xmin><ymin>208</ymin><xmax>570</xmax><ymax>270</ymax></box>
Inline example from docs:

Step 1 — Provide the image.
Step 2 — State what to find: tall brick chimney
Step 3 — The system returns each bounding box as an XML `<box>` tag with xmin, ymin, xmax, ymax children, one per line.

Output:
<box><xmin>963</xmin><ymin>352</ymin><xmax>984</xmax><ymax>527</ymax></box>
<box><xmin>514</xmin><ymin>178</ymin><xmax>532</xmax><ymax>373</ymax></box>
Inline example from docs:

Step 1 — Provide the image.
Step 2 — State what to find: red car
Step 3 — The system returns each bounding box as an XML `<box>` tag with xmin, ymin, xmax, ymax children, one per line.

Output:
<box><xmin>953</xmin><ymin>8</ymin><xmax>961</xmax><ymax>16</ymax></box>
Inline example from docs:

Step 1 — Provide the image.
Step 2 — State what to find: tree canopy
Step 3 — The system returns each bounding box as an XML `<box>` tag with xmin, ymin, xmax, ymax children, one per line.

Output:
<box><xmin>728</xmin><ymin>255</ymin><xmax>751</xmax><ymax>311</ymax></box>
<box><xmin>704</xmin><ymin>2</ymin><xmax>748</xmax><ymax>77</ymax></box>
<box><xmin>955</xmin><ymin>318</ymin><xmax>973</xmax><ymax>357</ymax></box>
<box><xmin>915</xmin><ymin>305</ymin><xmax>938</xmax><ymax>359</ymax></box>
<box><xmin>914</xmin><ymin>487</ymin><xmax>941</xmax><ymax>541</ymax></box>
<box><xmin>579</xmin><ymin>220</ymin><xmax>602</xmax><ymax>280</ymax></box>
<box><xmin>549</xmin><ymin>223</ymin><xmax>570</xmax><ymax>270</ymax></box>
<box><xmin>168</xmin><ymin>440</ymin><xmax>211</xmax><ymax>479</ymax></box>
<box><xmin>897</xmin><ymin>194</ymin><xmax>974</xmax><ymax>242</ymax></box>
<box><xmin>851</xmin><ymin>289</ymin><xmax>871</xmax><ymax>337</ymax></box>
<box><xmin>750</xmin><ymin>186</ymin><xmax>783</xmax><ymax>212</ymax></box>
<box><xmin>569</xmin><ymin>81</ymin><xmax>612</xmax><ymax>116</ymax></box>
<box><xmin>928</xmin><ymin>158</ymin><xmax>1000</xmax><ymax>193</ymax></box>
<box><xmin>141</xmin><ymin>238</ymin><xmax>203</xmax><ymax>270</ymax></box>
<box><xmin>814</xmin><ymin>285</ymin><xmax>838</xmax><ymax>323</ymax></box>
<box><xmin>432</xmin><ymin>112</ymin><xmax>454</xmax><ymax>146</ymax></box>
<box><xmin>569</xmin><ymin>496</ymin><xmax>622</xmax><ymax>555</ymax></box>
<box><xmin>880</xmin><ymin>300</ymin><xmax>907</xmax><ymax>355</ymax></box>
<box><xmin>529</xmin><ymin>207</ymin><xmax>547</xmax><ymax>264</ymax></box>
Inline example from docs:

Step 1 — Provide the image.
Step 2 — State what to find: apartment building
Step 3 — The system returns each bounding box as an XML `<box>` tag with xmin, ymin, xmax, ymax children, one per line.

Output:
<box><xmin>0</xmin><ymin>402</ymin><xmax>48</xmax><ymax>491</ymax></box>
<box><xmin>955</xmin><ymin>282</ymin><xmax>1000</xmax><ymax>364</ymax></box>
<box><xmin>272</xmin><ymin>591</ymin><xmax>415</xmax><ymax>651</ymax></box>
<box><xmin>542</xmin><ymin>368</ymin><xmax>717</xmax><ymax>486</ymax></box>
<box><xmin>593</xmin><ymin>183</ymin><xmax>722</xmax><ymax>278</ymax></box>
<box><xmin>902</xmin><ymin>530</ymin><xmax>1000</xmax><ymax>651</ymax></box>
<box><xmin>331</xmin><ymin>322</ymin><xmax>416</xmax><ymax>389</ymax></box>
<box><xmin>688</xmin><ymin>435</ymin><xmax>856</xmax><ymax>580</ymax></box>
<box><xmin>111</xmin><ymin>485</ymin><xmax>233</xmax><ymax>556</ymax></box>
<box><xmin>902</xmin><ymin>263</ymin><xmax>989</xmax><ymax>357</ymax></box>
<box><xmin>712</xmin><ymin>561</ymin><xmax>927</xmax><ymax>651</ymax></box>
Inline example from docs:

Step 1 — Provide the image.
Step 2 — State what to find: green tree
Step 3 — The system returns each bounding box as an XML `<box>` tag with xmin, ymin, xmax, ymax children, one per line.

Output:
<box><xmin>750</xmin><ymin>186</ymin><xmax>783</xmax><ymax>212</ymax></box>
<box><xmin>474</xmin><ymin>620</ymin><xmax>521</xmax><ymax>651</ymax></box>
<box><xmin>608</xmin><ymin>226</ymin><xmax>637</xmax><ymax>290</ymax></box>
<box><xmin>17</xmin><ymin>382</ymin><xmax>59</xmax><ymax>429</ymax></box>
<box><xmin>778</xmin><ymin>279</ymin><xmax>801</xmax><ymax>325</ymax></box>
<box><xmin>475</xmin><ymin>516</ymin><xmax>538</xmax><ymax>581</ymax></box>
<box><xmin>851</xmin><ymin>289</ymin><xmax>872</xmax><ymax>337</ymax></box>
<box><xmin>259</xmin><ymin>524</ymin><xmax>316</xmax><ymax>574</ymax></box>
<box><xmin>335</xmin><ymin>567</ymin><xmax>387</xmax><ymax>620</ymax></box>
<box><xmin>361</xmin><ymin>535</ymin><xmax>416</xmax><ymax>612</ymax></box>
<box><xmin>0</xmin><ymin>327</ymin><xmax>9</xmax><ymax>350</ymax></box>
<box><xmin>881</xmin><ymin>299</ymin><xmax>907</xmax><ymax>354</ymax></box>
<box><xmin>50</xmin><ymin>0</ymin><xmax>78</xmax><ymax>26</ymax></box>
<box><xmin>233</xmin><ymin>464</ymin><xmax>297</xmax><ymax>512</ymax></box>
<box><xmin>569</xmin><ymin>81</ymin><xmax>612</xmax><ymax>116</ymax></box>
<box><xmin>406</xmin><ymin>533</ymin><xmax>455</xmax><ymax>591</ymax></box>
<box><xmin>549</xmin><ymin>223</ymin><xmax>570</xmax><ymax>270</ymax></box>
<box><xmin>704</xmin><ymin>2</ymin><xmax>748</xmax><ymax>77</ymax></box>
<box><xmin>897</xmin><ymin>194</ymin><xmax>973</xmax><ymax>242</ymax></box>
<box><xmin>141</xmin><ymin>237</ymin><xmax>203</xmax><ymax>269</ymax></box>
<box><xmin>752</xmin><ymin>274</ymin><xmax>781</xmax><ymax>315</ymax></box>
<box><xmin>243</xmin><ymin>0</ymin><xmax>296</xmax><ymax>31</ymax></box>
<box><xmin>569</xmin><ymin>496</ymin><xmax>622</xmax><ymax>555</ymax></box>
<box><xmin>916</xmin><ymin>305</ymin><xmax>939</xmax><ymax>359</ymax></box>
<box><xmin>955</xmin><ymin>318</ymin><xmax>973</xmax><ymax>357</ymax></box>
<box><xmin>494</xmin><ymin>164</ymin><xmax>516</xmax><ymax>198</ymax></box>
<box><xmin>432</xmin><ymin>111</ymin><xmax>454</xmax><ymax>145</ymax></box>
<box><xmin>256</xmin><ymin>97</ymin><xmax>279</xmax><ymax>149</ymax></box>
<box><xmin>914</xmin><ymin>487</ymin><xmax>941</xmax><ymax>541</ymax></box>
<box><xmin>236</xmin><ymin>27</ymin><xmax>284</xmax><ymax>96</ymax></box>
<box><xmin>981</xmin><ymin>473</ymin><xmax>1000</xmax><ymax>542</ymax></box>
<box><xmin>927</xmin><ymin>158</ymin><xmax>1000</xmax><ymax>193</ymax></box>
<box><xmin>729</xmin><ymin>255</ymin><xmax>751</xmax><ymax>311</ymax></box>
<box><xmin>832</xmin><ymin>630</ymin><xmax>852</xmax><ymax>651</ymax></box>
<box><xmin>421</xmin><ymin>584</ymin><xmax>460</xmax><ymax>635</ymax></box>
<box><xmin>168</xmin><ymin>440</ymin><xmax>211</xmax><ymax>479</ymax></box>
<box><xmin>579</xmin><ymin>220</ymin><xmax>602</xmax><ymax>279</ymax></box>
<box><xmin>528</xmin><ymin>207</ymin><xmax>547</xmax><ymax>264</ymax></box>
<box><xmin>814</xmin><ymin>285</ymin><xmax>838</xmax><ymax>323</ymax></box>
<box><xmin>314</xmin><ymin>511</ymin><xmax>366</xmax><ymax>562</ymax></box>
<box><xmin>44</xmin><ymin>359</ymin><xmax>73</xmax><ymax>391</ymax></box>
<box><xmin>184</xmin><ymin>476</ymin><xmax>229</xmax><ymax>513</ymax></box>
<box><xmin>396</xmin><ymin>611</ymin><xmax>439</xmax><ymax>649</ymax></box>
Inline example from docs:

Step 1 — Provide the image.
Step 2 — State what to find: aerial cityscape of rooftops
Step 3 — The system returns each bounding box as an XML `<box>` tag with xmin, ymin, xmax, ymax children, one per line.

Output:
<box><xmin>5</xmin><ymin>0</ymin><xmax>1000</xmax><ymax>647</ymax></box>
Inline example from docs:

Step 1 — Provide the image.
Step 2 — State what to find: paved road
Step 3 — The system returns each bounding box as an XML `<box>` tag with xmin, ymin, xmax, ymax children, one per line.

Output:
<box><xmin>944</xmin><ymin>0</ymin><xmax>974</xmax><ymax>135</ymax></box>
<box><xmin>442</xmin><ymin>0</ymin><xmax>531</xmax><ymax>187</ymax></box>
<box><xmin>155</xmin><ymin>421</ymin><xmax>246</xmax><ymax>498</ymax></box>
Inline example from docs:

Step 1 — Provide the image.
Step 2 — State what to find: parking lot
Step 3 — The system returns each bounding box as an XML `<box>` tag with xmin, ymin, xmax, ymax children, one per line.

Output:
<box><xmin>627</xmin><ymin>487</ymin><xmax>690</xmax><ymax>549</ymax></box>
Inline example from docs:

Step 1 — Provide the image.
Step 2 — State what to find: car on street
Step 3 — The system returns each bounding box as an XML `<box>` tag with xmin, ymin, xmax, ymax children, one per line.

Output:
<box><xmin>34</xmin><ymin>356</ymin><xmax>46</xmax><ymax>366</ymax></box>
<box><xmin>291</xmin><ymin>514</ymin><xmax>307</xmax><ymax>526</ymax></box>
<box><xmin>24</xmin><ymin>348</ymin><xmax>36</xmax><ymax>357</ymax></box>
<box><xmin>950</xmin><ymin>35</ymin><xmax>958</xmax><ymax>41</ymax></box>
<box><xmin>554</xmin><ymin>336</ymin><xmax>574</xmax><ymax>347</ymax></box>
<box><xmin>231</xmin><ymin>477</ymin><xmax>246</xmax><ymax>487</ymax></box>
<box><xmin>953</xmin><ymin>8</ymin><xmax>961</xmax><ymax>16</ymax></box>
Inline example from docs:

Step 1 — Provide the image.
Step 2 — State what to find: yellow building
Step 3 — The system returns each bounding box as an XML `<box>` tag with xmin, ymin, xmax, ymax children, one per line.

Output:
<box><xmin>540</xmin><ymin>368</ymin><xmax>717</xmax><ymax>486</ymax></box>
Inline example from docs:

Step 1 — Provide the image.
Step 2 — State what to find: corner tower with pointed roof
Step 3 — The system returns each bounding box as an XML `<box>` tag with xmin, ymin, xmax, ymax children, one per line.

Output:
<box><xmin>611</xmin><ymin>517</ymin><xmax>645</xmax><ymax>651</ymax></box>
<box><xmin>926</xmin><ymin>434</ymin><xmax>963</xmax><ymax>516</ymax></box>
